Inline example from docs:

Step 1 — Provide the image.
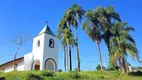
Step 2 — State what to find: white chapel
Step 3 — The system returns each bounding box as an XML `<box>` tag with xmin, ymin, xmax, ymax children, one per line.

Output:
<box><xmin>0</xmin><ymin>24</ymin><xmax>59</xmax><ymax>72</ymax></box>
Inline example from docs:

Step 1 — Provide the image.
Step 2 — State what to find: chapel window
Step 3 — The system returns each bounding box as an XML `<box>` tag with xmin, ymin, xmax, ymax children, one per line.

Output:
<box><xmin>37</xmin><ymin>40</ymin><xmax>40</xmax><ymax>47</ymax></box>
<box><xmin>49</xmin><ymin>39</ymin><xmax>54</xmax><ymax>48</ymax></box>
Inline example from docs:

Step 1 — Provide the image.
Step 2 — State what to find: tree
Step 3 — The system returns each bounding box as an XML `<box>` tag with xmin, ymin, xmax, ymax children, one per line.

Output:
<box><xmin>58</xmin><ymin>23</ymin><xmax>67</xmax><ymax>72</ymax></box>
<box><xmin>63</xmin><ymin>28</ymin><xmax>74</xmax><ymax>71</ymax></box>
<box><xmin>96</xmin><ymin>64</ymin><xmax>101</xmax><ymax>70</ymax></box>
<box><xmin>70</xmin><ymin>4</ymin><xmax>85</xmax><ymax>71</ymax></box>
<box><xmin>99</xmin><ymin>6</ymin><xmax>121</xmax><ymax>68</ymax></box>
<box><xmin>82</xmin><ymin>9</ymin><xmax>103</xmax><ymax>70</ymax></box>
<box><xmin>62</xmin><ymin>37</ymin><xmax>67</xmax><ymax>72</ymax></box>
<box><xmin>58</xmin><ymin>6</ymin><xmax>82</xmax><ymax>71</ymax></box>
<box><xmin>109</xmin><ymin>22</ymin><xmax>138</xmax><ymax>73</ymax></box>
<box><xmin>12</xmin><ymin>31</ymin><xmax>29</xmax><ymax>71</ymax></box>
<box><xmin>57</xmin><ymin>21</ymin><xmax>74</xmax><ymax>71</ymax></box>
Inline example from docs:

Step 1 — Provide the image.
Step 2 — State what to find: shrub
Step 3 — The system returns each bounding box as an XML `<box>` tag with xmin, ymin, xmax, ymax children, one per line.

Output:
<box><xmin>25</xmin><ymin>73</ymin><xmax>43</xmax><ymax>80</ymax></box>
<box><xmin>69</xmin><ymin>71</ymin><xmax>80</xmax><ymax>79</ymax></box>
<box><xmin>108</xmin><ymin>66</ymin><xmax>120</xmax><ymax>71</ymax></box>
<box><xmin>100</xmin><ymin>75</ymin><xmax>105</xmax><ymax>79</ymax></box>
<box><xmin>128</xmin><ymin>71</ymin><xmax>142</xmax><ymax>76</ymax></box>
<box><xmin>0</xmin><ymin>77</ymin><xmax>5</xmax><ymax>80</ymax></box>
<box><xmin>96</xmin><ymin>64</ymin><xmax>101</xmax><ymax>70</ymax></box>
<box><xmin>41</xmin><ymin>70</ymin><xmax>55</xmax><ymax>77</ymax></box>
<box><xmin>58</xmin><ymin>69</ymin><xmax>62</xmax><ymax>72</ymax></box>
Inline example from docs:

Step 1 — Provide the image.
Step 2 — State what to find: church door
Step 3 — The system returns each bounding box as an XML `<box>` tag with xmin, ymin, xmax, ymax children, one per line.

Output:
<box><xmin>35</xmin><ymin>65</ymin><xmax>40</xmax><ymax>70</ymax></box>
<box><xmin>45</xmin><ymin>59</ymin><xmax>56</xmax><ymax>71</ymax></box>
<box><xmin>32</xmin><ymin>60</ymin><xmax>40</xmax><ymax>70</ymax></box>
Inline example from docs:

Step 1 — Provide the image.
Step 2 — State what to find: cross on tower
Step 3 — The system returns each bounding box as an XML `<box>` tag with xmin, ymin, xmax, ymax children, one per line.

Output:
<box><xmin>46</xmin><ymin>21</ymin><xmax>48</xmax><ymax>25</ymax></box>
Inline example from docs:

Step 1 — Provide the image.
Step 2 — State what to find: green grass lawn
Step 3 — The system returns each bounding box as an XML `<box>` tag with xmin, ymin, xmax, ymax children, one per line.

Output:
<box><xmin>0</xmin><ymin>71</ymin><xmax>142</xmax><ymax>80</ymax></box>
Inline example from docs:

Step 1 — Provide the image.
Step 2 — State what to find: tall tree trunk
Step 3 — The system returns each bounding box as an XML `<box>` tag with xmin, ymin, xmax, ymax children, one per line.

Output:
<box><xmin>75</xmin><ymin>28</ymin><xmax>80</xmax><ymax>71</ymax></box>
<box><xmin>13</xmin><ymin>44</ymin><xmax>21</xmax><ymax>71</ymax></box>
<box><xmin>122</xmin><ymin>58</ymin><xmax>127</xmax><ymax>74</ymax></box>
<box><xmin>63</xmin><ymin>48</ymin><xmax>66</xmax><ymax>72</ymax></box>
<box><xmin>66</xmin><ymin>22</ymin><xmax>70</xmax><ymax>71</ymax></box>
<box><xmin>66</xmin><ymin>46</ymin><xmax>69</xmax><ymax>72</ymax></box>
<box><xmin>96</xmin><ymin>42</ymin><xmax>103</xmax><ymax>70</ymax></box>
<box><xmin>118</xmin><ymin>58</ymin><xmax>123</xmax><ymax>72</ymax></box>
<box><xmin>68</xmin><ymin>45</ymin><xmax>72</xmax><ymax>71</ymax></box>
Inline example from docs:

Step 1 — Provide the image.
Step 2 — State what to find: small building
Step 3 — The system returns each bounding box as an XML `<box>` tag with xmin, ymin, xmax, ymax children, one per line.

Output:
<box><xmin>0</xmin><ymin>24</ymin><xmax>59</xmax><ymax>72</ymax></box>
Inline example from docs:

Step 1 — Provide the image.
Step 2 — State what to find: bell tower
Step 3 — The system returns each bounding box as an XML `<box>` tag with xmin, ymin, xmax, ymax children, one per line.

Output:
<box><xmin>32</xmin><ymin>23</ymin><xmax>58</xmax><ymax>71</ymax></box>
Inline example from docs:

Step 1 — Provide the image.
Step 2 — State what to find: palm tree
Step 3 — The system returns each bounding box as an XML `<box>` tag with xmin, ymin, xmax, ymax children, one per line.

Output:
<box><xmin>58</xmin><ymin>18</ymin><xmax>67</xmax><ymax>72</ymax></box>
<box><xmin>62</xmin><ymin>38</ymin><xmax>67</xmax><ymax>72</ymax></box>
<box><xmin>70</xmin><ymin>4</ymin><xmax>85</xmax><ymax>71</ymax></box>
<box><xmin>62</xmin><ymin>28</ymin><xmax>74</xmax><ymax>71</ymax></box>
<box><xmin>109</xmin><ymin>22</ymin><xmax>138</xmax><ymax>73</ymax></box>
<box><xmin>82</xmin><ymin>9</ymin><xmax>103</xmax><ymax>70</ymax></box>
<box><xmin>58</xmin><ymin>17</ymin><xmax>74</xmax><ymax>71</ymax></box>
<box><xmin>99</xmin><ymin>6</ymin><xmax>121</xmax><ymax>68</ymax></box>
<box><xmin>58</xmin><ymin>5</ymin><xmax>84</xmax><ymax>71</ymax></box>
<box><xmin>92</xmin><ymin>6</ymin><xmax>121</xmax><ymax>68</ymax></box>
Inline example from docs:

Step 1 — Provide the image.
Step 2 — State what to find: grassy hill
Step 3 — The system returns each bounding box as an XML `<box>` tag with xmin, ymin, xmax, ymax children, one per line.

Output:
<box><xmin>0</xmin><ymin>71</ymin><xmax>142</xmax><ymax>80</ymax></box>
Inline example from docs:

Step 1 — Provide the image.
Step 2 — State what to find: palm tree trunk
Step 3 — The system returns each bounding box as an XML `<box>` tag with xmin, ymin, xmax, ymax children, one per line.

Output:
<box><xmin>66</xmin><ymin>46</ymin><xmax>69</xmax><ymax>72</ymax></box>
<box><xmin>68</xmin><ymin>45</ymin><xmax>72</xmax><ymax>71</ymax></box>
<box><xmin>122</xmin><ymin>58</ymin><xmax>127</xmax><ymax>74</ymax></box>
<box><xmin>118</xmin><ymin>58</ymin><xmax>123</xmax><ymax>72</ymax></box>
<box><xmin>75</xmin><ymin>28</ymin><xmax>80</xmax><ymax>71</ymax></box>
<box><xmin>63</xmin><ymin>48</ymin><xmax>66</xmax><ymax>72</ymax></box>
<box><xmin>96</xmin><ymin>42</ymin><xmax>103</xmax><ymax>70</ymax></box>
<box><xmin>66</xmin><ymin>21</ymin><xmax>70</xmax><ymax>72</ymax></box>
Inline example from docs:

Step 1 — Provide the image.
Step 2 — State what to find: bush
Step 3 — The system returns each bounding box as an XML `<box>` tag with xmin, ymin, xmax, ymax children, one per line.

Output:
<box><xmin>58</xmin><ymin>69</ymin><xmax>62</xmax><ymax>72</ymax></box>
<box><xmin>69</xmin><ymin>71</ymin><xmax>80</xmax><ymax>79</ymax></box>
<box><xmin>41</xmin><ymin>70</ymin><xmax>55</xmax><ymax>77</ymax></box>
<box><xmin>128</xmin><ymin>71</ymin><xmax>142</xmax><ymax>76</ymax></box>
<box><xmin>96</xmin><ymin>64</ymin><xmax>101</xmax><ymax>70</ymax></box>
<box><xmin>25</xmin><ymin>73</ymin><xmax>43</xmax><ymax>80</ymax></box>
<box><xmin>108</xmin><ymin>66</ymin><xmax>120</xmax><ymax>71</ymax></box>
<box><xmin>0</xmin><ymin>77</ymin><xmax>5</xmax><ymax>80</ymax></box>
<box><xmin>100</xmin><ymin>75</ymin><xmax>105</xmax><ymax>79</ymax></box>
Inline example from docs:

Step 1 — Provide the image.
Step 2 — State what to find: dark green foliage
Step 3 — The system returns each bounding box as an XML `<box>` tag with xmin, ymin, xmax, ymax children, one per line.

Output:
<box><xmin>128</xmin><ymin>71</ymin><xmax>142</xmax><ymax>76</ymax></box>
<box><xmin>96</xmin><ymin>64</ymin><xmax>101</xmax><ymax>70</ymax></box>
<box><xmin>109</xmin><ymin>66</ymin><xmax>120</xmax><ymax>71</ymax></box>
<box><xmin>0</xmin><ymin>77</ymin><xmax>5</xmax><ymax>80</ymax></box>
<box><xmin>96</xmin><ymin>64</ymin><xmax>106</xmax><ymax>70</ymax></box>
<box><xmin>58</xmin><ymin>69</ymin><xmax>63</xmax><ymax>72</ymax></box>
<box><xmin>69</xmin><ymin>71</ymin><xmax>80</xmax><ymax>79</ymax></box>
<box><xmin>26</xmin><ymin>73</ymin><xmax>43</xmax><ymax>80</ymax></box>
<box><xmin>100</xmin><ymin>75</ymin><xmax>105</xmax><ymax>79</ymax></box>
<box><xmin>41</xmin><ymin>70</ymin><xmax>55</xmax><ymax>77</ymax></box>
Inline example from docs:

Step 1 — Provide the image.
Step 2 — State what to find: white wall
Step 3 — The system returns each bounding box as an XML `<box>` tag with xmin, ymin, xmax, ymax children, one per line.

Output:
<box><xmin>43</xmin><ymin>34</ymin><xmax>59</xmax><ymax>71</ymax></box>
<box><xmin>24</xmin><ymin>52</ymin><xmax>33</xmax><ymax>70</ymax></box>
<box><xmin>32</xmin><ymin>34</ymin><xmax>45</xmax><ymax>70</ymax></box>
<box><xmin>32</xmin><ymin>33</ymin><xmax>59</xmax><ymax>71</ymax></box>
<box><xmin>4</xmin><ymin>61</ymin><xmax>24</xmax><ymax>72</ymax></box>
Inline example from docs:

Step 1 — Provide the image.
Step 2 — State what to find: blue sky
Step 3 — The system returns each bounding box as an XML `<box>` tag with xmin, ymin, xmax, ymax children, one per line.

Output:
<box><xmin>0</xmin><ymin>0</ymin><xmax>142</xmax><ymax>71</ymax></box>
